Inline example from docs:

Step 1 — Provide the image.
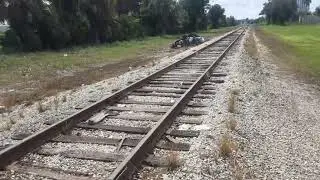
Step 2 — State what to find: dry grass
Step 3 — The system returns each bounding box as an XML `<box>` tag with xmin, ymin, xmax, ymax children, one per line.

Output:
<box><xmin>220</xmin><ymin>134</ymin><xmax>237</xmax><ymax>158</ymax></box>
<box><xmin>245</xmin><ymin>31</ymin><xmax>258</xmax><ymax>59</ymax></box>
<box><xmin>228</xmin><ymin>92</ymin><xmax>236</xmax><ymax>113</ymax></box>
<box><xmin>228</xmin><ymin>90</ymin><xmax>240</xmax><ymax>113</ymax></box>
<box><xmin>53</xmin><ymin>96</ymin><xmax>59</xmax><ymax>111</ymax></box>
<box><xmin>9</xmin><ymin>117</ymin><xmax>16</xmax><ymax>125</ymax></box>
<box><xmin>62</xmin><ymin>95</ymin><xmax>67</xmax><ymax>103</ymax></box>
<box><xmin>227</xmin><ymin>118</ymin><xmax>237</xmax><ymax>131</ymax></box>
<box><xmin>18</xmin><ymin>111</ymin><xmax>24</xmax><ymax>118</ymax></box>
<box><xmin>37</xmin><ymin>102</ymin><xmax>47</xmax><ymax>113</ymax></box>
<box><xmin>2</xmin><ymin>94</ymin><xmax>17</xmax><ymax>111</ymax></box>
<box><xmin>234</xmin><ymin>168</ymin><xmax>245</xmax><ymax>180</ymax></box>
<box><xmin>167</xmin><ymin>151</ymin><xmax>180</xmax><ymax>171</ymax></box>
<box><xmin>231</xmin><ymin>157</ymin><xmax>247</xmax><ymax>180</ymax></box>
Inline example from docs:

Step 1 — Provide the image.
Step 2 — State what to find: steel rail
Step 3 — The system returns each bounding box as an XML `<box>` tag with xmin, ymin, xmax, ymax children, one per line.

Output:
<box><xmin>0</xmin><ymin>28</ymin><xmax>242</xmax><ymax>170</ymax></box>
<box><xmin>109</xmin><ymin>28</ymin><xmax>245</xmax><ymax>180</ymax></box>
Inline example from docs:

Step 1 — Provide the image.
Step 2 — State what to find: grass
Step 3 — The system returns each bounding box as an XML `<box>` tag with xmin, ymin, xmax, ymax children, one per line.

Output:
<box><xmin>219</xmin><ymin>134</ymin><xmax>237</xmax><ymax>158</ymax></box>
<box><xmin>228</xmin><ymin>90</ymin><xmax>239</xmax><ymax>113</ymax></box>
<box><xmin>0</xmin><ymin>27</ymin><xmax>234</xmax><ymax>87</ymax></box>
<box><xmin>227</xmin><ymin>118</ymin><xmax>237</xmax><ymax>131</ymax></box>
<box><xmin>166</xmin><ymin>151</ymin><xmax>180</xmax><ymax>171</ymax></box>
<box><xmin>245</xmin><ymin>31</ymin><xmax>258</xmax><ymax>59</ymax></box>
<box><xmin>260</xmin><ymin>25</ymin><xmax>320</xmax><ymax>78</ymax></box>
<box><xmin>0</xmin><ymin>27</ymin><xmax>233</xmax><ymax>107</ymax></box>
<box><xmin>0</xmin><ymin>35</ymin><xmax>178</xmax><ymax>86</ymax></box>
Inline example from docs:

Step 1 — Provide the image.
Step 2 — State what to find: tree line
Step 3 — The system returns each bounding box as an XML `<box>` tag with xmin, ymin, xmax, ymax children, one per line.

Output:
<box><xmin>0</xmin><ymin>0</ymin><xmax>237</xmax><ymax>52</ymax></box>
<box><xmin>260</xmin><ymin>0</ymin><xmax>312</xmax><ymax>24</ymax></box>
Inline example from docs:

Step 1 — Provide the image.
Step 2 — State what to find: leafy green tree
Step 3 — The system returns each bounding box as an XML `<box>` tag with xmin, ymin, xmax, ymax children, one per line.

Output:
<box><xmin>0</xmin><ymin>0</ymin><xmax>9</xmax><ymax>23</ymax></box>
<box><xmin>116</xmin><ymin>0</ymin><xmax>141</xmax><ymax>16</ymax></box>
<box><xmin>180</xmin><ymin>0</ymin><xmax>210</xmax><ymax>31</ymax></box>
<box><xmin>260</xmin><ymin>0</ymin><xmax>272</xmax><ymax>24</ymax></box>
<box><xmin>226</xmin><ymin>16</ymin><xmax>237</xmax><ymax>26</ymax></box>
<box><xmin>260</xmin><ymin>0</ymin><xmax>297</xmax><ymax>25</ymax></box>
<box><xmin>315</xmin><ymin>6</ymin><xmax>320</xmax><ymax>16</ymax></box>
<box><xmin>141</xmin><ymin>0</ymin><xmax>182</xmax><ymax>34</ymax></box>
<box><xmin>208</xmin><ymin>4</ymin><xmax>225</xmax><ymax>28</ymax></box>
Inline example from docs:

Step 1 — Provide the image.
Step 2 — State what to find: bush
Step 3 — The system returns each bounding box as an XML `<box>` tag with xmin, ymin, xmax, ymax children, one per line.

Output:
<box><xmin>22</xmin><ymin>30</ymin><xmax>42</xmax><ymax>51</ymax></box>
<box><xmin>1</xmin><ymin>29</ymin><xmax>22</xmax><ymax>52</ymax></box>
<box><xmin>118</xmin><ymin>15</ymin><xmax>144</xmax><ymax>40</ymax></box>
<box><xmin>111</xmin><ymin>15</ymin><xmax>144</xmax><ymax>41</ymax></box>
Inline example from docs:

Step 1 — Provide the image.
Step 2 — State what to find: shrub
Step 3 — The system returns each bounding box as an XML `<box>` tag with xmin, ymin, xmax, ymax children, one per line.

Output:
<box><xmin>1</xmin><ymin>29</ymin><xmax>22</xmax><ymax>52</ymax></box>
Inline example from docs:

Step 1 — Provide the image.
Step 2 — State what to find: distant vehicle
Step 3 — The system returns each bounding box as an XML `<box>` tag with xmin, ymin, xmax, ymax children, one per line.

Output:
<box><xmin>171</xmin><ymin>34</ymin><xmax>205</xmax><ymax>48</ymax></box>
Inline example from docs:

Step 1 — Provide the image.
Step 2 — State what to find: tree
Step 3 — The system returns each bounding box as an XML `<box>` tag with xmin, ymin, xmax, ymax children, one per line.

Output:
<box><xmin>208</xmin><ymin>4</ymin><xmax>225</xmax><ymax>28</ymax></box>
<box><xmin>180</xmin><ymin>0</ymin><xmax>210</xmax><ymax>31</ymax></box>
<box><xmin>141</xmin><ymin>0</ymin><xmax>183</xmax><ymax>35</ymax></box>
<box><xmin>226</xmin><ymin>16</ymin><xmax>237</xmax><ymax>26</ymax></box>
<box><xmin>116</xmin><ymin>0</ymin><xmax>141</xmax><ymax>16</ymax></box>
<box><xmin>0</xmin><ymin>0</ymin><xmax>9</xmax><ymax>23</ymax></box>
<box><xmin>260</xmin><ymin>0</ymin><xmax>272</xmax><ymax>24</ymax></box>
<box><xmin>260</xmin><ymin>0</ymin><xmax>297</xmax><ymax>25</ymax></box>
<box><xmin>315</xmin><ymin>6</ymin><xmax>320</xmax><ymax>16</ymax></box>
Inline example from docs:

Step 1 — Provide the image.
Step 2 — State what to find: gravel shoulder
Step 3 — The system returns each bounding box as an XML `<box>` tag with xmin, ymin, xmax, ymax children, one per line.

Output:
<box><xmin>237</xmin><ymin>28</ymin><xmax>320</xmax><ymax>179</ymax></box>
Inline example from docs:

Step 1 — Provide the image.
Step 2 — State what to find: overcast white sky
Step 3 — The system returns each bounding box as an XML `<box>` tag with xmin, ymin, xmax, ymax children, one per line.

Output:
<box><xmin>210</xmin><ymin>0</ymin><xmax>320</xmax><ymax>19</ymax></box>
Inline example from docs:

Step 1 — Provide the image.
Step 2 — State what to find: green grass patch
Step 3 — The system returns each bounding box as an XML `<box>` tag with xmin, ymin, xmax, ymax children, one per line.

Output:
<box><xmin>0</xmin><ymin>27</ymin><xmax>232</xmax><ymax>86</ymax></box>
<box><xmin>261</xmin><ymin>25</ymin><xmax>320</xmax><ymax>77</ymax></box>
<box><xmin>0</xmin><ymin>35</ymin><xmax>179</xmax><ymax>85</ymax></box>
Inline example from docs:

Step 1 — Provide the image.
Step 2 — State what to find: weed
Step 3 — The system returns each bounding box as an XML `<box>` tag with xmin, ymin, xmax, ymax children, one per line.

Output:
<box><xmin>228</xmin><ymin>89</ymin><xmax>240</xmax><ymax>113</ymax></box>
<box><xmin>227</xmin><ymin>118</ymin><xmax>237</xmax><ymax>131</ymax></box>
<box><xmin>234</xmin><ymin>168</ymin><xmax>245</xmax><ymax>180</ymax></box>
<box><xmin>37</xmin><ymin>102</ymin><xmax>47</xmax><ymax>113</ymax></box>
<box><xmin>19</xmin><ymin>111</ymin><xmax>24</xmax><ymax>118</ymax></box>
<box><xmin>62</xmin><ymin>95</ymin><xmax>67</xmax><ymax>103</ymax></box>
<box><xmin>25</xmin><ymin>101</ymin><xmax>33</xmax><ymax>106</ymax></box>
<box><xmin>9</xmin><ymin>117</ymin><xmax>16</xmax><ymax>124</ymax></box>
<box><xmin>219</xmin><ymin>134</ymin><xmax>237</xmax><ymax>158</ymax></box>
<box><xmin>53</xmin><ymin>96</ymin><xmax>59</xmax><ymax>111</ymax></box>
<box><xmin>3</xmin><ymin>94</ymin><xmax>17</xmax><ymax>110</ymax></box>
<box><xmin>167</xmin><ymin>151</ymin><xmax>180</xmax><ymax>171</ymax></box>
<box><xmin>232</xmin><ymin>89</ymin><xmax>240</xmax><ymax>96</ymax></box>
<box><xmin>228</xmin><ymin>92</ymin><xmax>235</xmax><ymax>113</ymax></box>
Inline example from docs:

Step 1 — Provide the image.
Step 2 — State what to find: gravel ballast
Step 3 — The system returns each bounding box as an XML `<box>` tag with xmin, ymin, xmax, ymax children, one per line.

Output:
<box><xmin>140</xmin><ymin>29</ymin><xmax>320</xmax><ymax>180</ymax></box>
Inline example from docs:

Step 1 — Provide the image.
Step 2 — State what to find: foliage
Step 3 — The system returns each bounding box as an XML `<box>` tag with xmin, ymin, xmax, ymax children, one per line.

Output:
<box><xmin>262</xmin><ymin>25</ymin><xmax>320</xmax><ymax>77</ymax></box>
<box><xmin>1</xmin><ymin>29</ymin><xmax>22</xmax><ymax>52</ymax></box>
<box><xmin>0</xmin><ymin>0</ymin><xmax>234</xmax><ymax>52</ymax></box>
<box><xmin>208</xmin><ymin>4</ymin><xmax>225</xmax><ymax>28</ymax></box>
<box><xmin>315</xmin><ymin>6</ymin><xmax>320</xmax><ymax>16</ymax></box>
<box><xmin>260</xmin><ymin>0</ymin><xmax>298</xmax><ymax>25</ymax></box>
<box><xmin>226</xmin><ymin>16</ymin><xmax>237</xmax><ymax>26</ymax></box>
<box><xmin>140</xmin><ymin>0</ymin><xmax>184</xmax><ymax>35</ymax></box>
<box><xmin>180</xmin><ymin>0</ymin><xmax>210</xmax><ymax>31</ymax></box>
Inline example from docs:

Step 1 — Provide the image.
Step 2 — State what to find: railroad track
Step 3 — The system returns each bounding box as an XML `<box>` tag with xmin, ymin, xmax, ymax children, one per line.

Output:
<box><xmin>0</xmin><ymin>28</ymin><xmax>245</xmax><ymax>180</ymax></box>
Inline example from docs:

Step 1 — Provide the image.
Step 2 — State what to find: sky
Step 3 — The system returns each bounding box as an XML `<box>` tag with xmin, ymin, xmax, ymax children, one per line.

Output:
<box><xmin>210</xmin><ymin>0</ymin><xmax>320</xmax><ymax>19</ymax></box>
